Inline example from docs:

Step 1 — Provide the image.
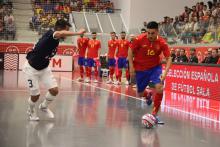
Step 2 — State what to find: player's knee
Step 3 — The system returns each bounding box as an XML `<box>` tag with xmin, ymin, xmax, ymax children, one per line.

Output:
<box><xmin>49</xmin><ymin>87</ymin><xmax>59</xmax><ymax>96</ymax></box>
<box><xmin>31</xmin><ymin>94</ymin><xmax>40</xmax><ymax>102</ymax></box>
<box><xmin>155</xmin><ymin>84</ymin><xmax>163</xmax><ymax>94</ymax></box>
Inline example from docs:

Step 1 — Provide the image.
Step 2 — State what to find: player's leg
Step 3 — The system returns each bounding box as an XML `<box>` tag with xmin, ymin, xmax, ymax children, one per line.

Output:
<box><xmin>78</xmin><ymin>57</ymin><xmax>85</xmax><ymax>81</ymax></box>
<box><xmin>125</xmin><ymin>59</ymin><xmax>130</xmax><ymax>85</ymax></box>
<box><xmin>39</xmin><ymin>67</ymin><xmax>58</xmax><ymax>119</ymax></box>
<box><xmin>85</xmin><ymin>58</ymin><xmax>92</xmax><ymax>83</ymax></box>
<box><xmin>23</xmin><ymin>62</ymin><xmax>40</xmax><ymax>121</ymax></box>
<box><xmin>116</xmin><ymin>58</ymin><xmax>123</xmax><ymax>84</ymax></box>
<box><xmin>149</xmin><ymin>65</ymin><xmax>164</xmax><ymax>124</ymax></box>
<box><xmin>107</xmin><ymin>58</ymin><xmax>115</xmax><ymax>84</ymax></box>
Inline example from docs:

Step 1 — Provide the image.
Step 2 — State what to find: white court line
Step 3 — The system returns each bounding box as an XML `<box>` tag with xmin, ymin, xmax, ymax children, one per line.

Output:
<box><xmin>61</xmin><ymin>76</ymin><xmax>220</xmax><ymax>123</ymax></box>
<box><xmin>0</xmin><ymin>89</ymin><xmax>92</xmax><ymax>93</ymax></box>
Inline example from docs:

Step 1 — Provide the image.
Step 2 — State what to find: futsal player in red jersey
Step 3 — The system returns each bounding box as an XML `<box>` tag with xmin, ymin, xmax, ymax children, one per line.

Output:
<box><xmin>77</xmin><ymin>33</ymin><xmax>89</xmax><ymax>81</ymax></box>
<box><xmin>128</xmin><ymin>21</ymin><xmax>172</xmax><ymax>124</ymax></box>
<box><xmin>106</xmin><ymin>32</ymin><xmax>118</xmax><ymax>84</ymax></box>
<box><xmin>85</xmin><ymin>32</ymin><xmax>101</xmax><ymax>83</ymax></box>
<box><xmin>115</xmin><ymin>31</ymin><xmax>130</xmax><ymax>85</ymax></box>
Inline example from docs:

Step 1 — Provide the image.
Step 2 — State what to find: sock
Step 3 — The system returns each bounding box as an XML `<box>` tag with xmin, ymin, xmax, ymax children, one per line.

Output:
<box><xmin>41</xmin><ymin>92</ymin><xmax>56</xmax><ymax>108</ymax></box>
<box><xmin>94</xmin><ymin>66</ymin><xmax>98</xmax><ymax>79</ymax></box>
<box><xmin>152</xmin><ymin>93</ymin><xmax>163</xmax><ymax>116</ymax></box>
<box><xmin>87</xmin><ymin>67</ymin><xmax>92</xmax><ymax>79</ymax></box>
<box><xmin>126</xmin><ymin>68</ymin><xmax>130</xmax><ymax>81</ymax></box>
<box><xmin>28</xmin><ymin>97</ymin><xmax>36</xmax><ymax>111</ymax></box>
<box><xmin>109</xmin><ymin>67</ymin><xmax>114</xmax><ymax>81</ymax></box>
<box><xmin>79</xmin><ymin>66</ymin><xmax>84</xmax><ymax>78</ymax></box>
<box><xmin>118</xmin><ymin>69</ymin><xmax>122</xmax><ymax>82</ymax></box>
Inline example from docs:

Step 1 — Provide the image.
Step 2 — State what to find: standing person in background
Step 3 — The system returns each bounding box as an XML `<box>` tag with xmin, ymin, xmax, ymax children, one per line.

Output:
<box><xmin>85</xmin><ymin>32</ymin><xmax>101</xmax><ymax>83</ymax></box>
<box><xmin>114</xmin><ymin>31</ymin><xmax>130</xmax><ymax>85</ymax></box>
<box><xmin>210</xmin><ymin>48</ymin><xmax>219</xmax><ymax>64</ymax></box>
<box><xmin>106</xmin><ymin>32</ymin><xmax>118</xmax><ymax>84</ymax></box>
<box><xmin>77</xmin><ymin>33</ymin><xmax>89</xmax><ymax>82</ymax></box>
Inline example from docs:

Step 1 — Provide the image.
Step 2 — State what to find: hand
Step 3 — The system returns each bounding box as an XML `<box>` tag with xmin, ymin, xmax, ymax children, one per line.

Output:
<box><xmin>129</xmin><ymin>66</ymin><xmax>135</xmax><ymax>79</ymax></box>
<box><xmin>78</xmin><ymin>28</ymin><xmax>86</xmax><ymax>35</ymax></box>
<box><xmin>160</xmin><ymin>72</ymin><xmax>166</xmax><ymax>82</ymax></box>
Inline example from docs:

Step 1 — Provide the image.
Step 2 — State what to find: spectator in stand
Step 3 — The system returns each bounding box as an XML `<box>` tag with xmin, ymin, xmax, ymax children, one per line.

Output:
<box><xmin>174</xmin><ymin>48</ymin><xmax>181</xmax><ymax>62</ymax></box>
<box><xmin>170</xmin><ymin>48</ymin><xmax>176</xmax><ymax>62</ymax></box>
<box><xmin>179</xmin><ymin>48</ymin><xmax>188</xmax><ymax>63</ymax></box>
<box><xmin>143</xmin><ymin>21</ymin><xmax>147</xmax><ymax>28</ymax></box>
<box><xmin>0</xmin><ymin>20</ymin><xmax>4</xmax><ymax>39</ymax></box>
<box><xmin>4</xmin><ymin>11</ymin><xmax>14</xmax><ymax>23</ymax></box>
<box><xmin>202</xmin><ymin>48</ymin><xmax>212</xmax><ymax>63</ymax></box>
<box><xmin>211</xmin><ymin>48</ymin><xmax>219</xmax><ymax>64</ymax></box>
<box><xmin>188</xmin><ymin>48</ymin><xmax>198</xmax><ymax>63</ymax></box>
<box><xmin>5</xmin><ymin>17</ymin><xmax>16</xmax><ymax>40</ymax></box>
<box><xmin>218</xmin><ymin>48</ymin><xmax>220</xmax><ymax>64</ymax></box>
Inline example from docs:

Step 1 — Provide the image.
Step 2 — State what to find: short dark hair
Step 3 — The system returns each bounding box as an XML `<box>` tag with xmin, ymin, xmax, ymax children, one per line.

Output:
<box><xmin>121</xmin><ymin>31</ymin><xmax>126</xmax><ymax>34</ymax></box>
<box><xmin>110</xmin><ymin>32</ymin><xmax>116</xmax><ymax>34</ymax></box>
<box><xmin>141</xmin><ymin>28</ymin><xmax>146</xmax><ymax>33</ymax></box>
<box><xmin>92</xmin><ymin>32</ymin><xmax>97</xmax><ymax>34</ymax></box>
<box><xmin>147</xmin><ymin>21</ymin><xmax>159</xmax><ymax>29</ymax></box>
<box><xmin>54</xmin><ymin>19</ymin><xmax>71</xmax><ymax>30</ymax></box>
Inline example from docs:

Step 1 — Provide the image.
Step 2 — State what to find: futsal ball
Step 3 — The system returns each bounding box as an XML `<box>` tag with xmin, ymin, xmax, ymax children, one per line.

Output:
<box><xmin>141</xmin><ymin>113</ymin><xmax>157</xmax><ymax>129</ymax></box>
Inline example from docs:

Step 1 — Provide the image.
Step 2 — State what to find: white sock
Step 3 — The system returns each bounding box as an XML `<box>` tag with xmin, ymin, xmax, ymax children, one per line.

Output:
<box><xmin>41</xmin><ymin>92</ymin><xmax>56</xmax><ymax>108</ymax></box>
<box><xmin>28</xmin><ymin>97</ymin><xmax>36</xmax><ymax>111</ymax></box>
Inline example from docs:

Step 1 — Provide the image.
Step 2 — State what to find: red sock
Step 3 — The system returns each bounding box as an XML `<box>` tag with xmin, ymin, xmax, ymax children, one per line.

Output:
<box><xmin>152</xmin><ymin>93</ymin><xmax>163</xmax><ymax>116</ymax></box>
<box><xmin>126</xmin><ymin>68</ymin><xmax>130</xmax><ymax>81</ymax></box>
<box><xmin>109</xmin><ymin>67</ymin><xmax>114</xmax><ymax>81</ymax></box>
<box><xmin>143</xmin><ymin>90</ymin><xmax>148</xmax><ymax>97</ymax></box>
<box><xmin>87</xmin><ymin>67</ymin><xmax>92</xmax><ymax>79</ymax></box>
<box><xmin>94</xmin><ymin>66</ymin><xmax>98</xmax><ymax>79</ymax></box>
<box><xmin>79</xmin><ymin>66</ymin><xmax>84</xmax><ymax>78</ymax></box>
<box><xmin>118</xmin><ymin>69</ymin><xmax>122</xmax><ymax>82</ymax></box>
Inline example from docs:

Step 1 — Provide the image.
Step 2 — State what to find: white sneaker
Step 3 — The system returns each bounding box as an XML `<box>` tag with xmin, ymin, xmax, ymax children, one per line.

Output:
<box><xmin>125</xmin><ymin>81</ymin><xmax>129</xmax><ymax>85</ymax></box>
<box><xmin>93</xmin><ymin>79</ymin><xmax>98</xmax><ymax>83</ymax></box>
<box><xmin>39</xmin><ymin>104</ymin><xmax>54</xmax><ymax>119</ymax></box>
<box><xmin>114</xmin><ymin>81</ymin><xmax>121</xmax><ymax>85</ymax></box>
<box><xmin>27</xmin><ymin>108</ymin><xmax>39</xmax><ymax>121</ymax></box>
<box><xmin>77</xmin><ymin>77</ymin><xmax>84</xmax><ymax>82</ymax></box>
<box><xmin>106</xmin><ymin>80</ymin><xmax>112</xmax><ymax>84</ymax></box>
<box><xmin>84</xmin><ymin>78</ymin><xmax>90</xmax><ymax>83</ymax></box>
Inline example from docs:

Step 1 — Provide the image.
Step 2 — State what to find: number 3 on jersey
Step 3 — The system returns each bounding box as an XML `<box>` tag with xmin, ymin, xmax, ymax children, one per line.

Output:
<box><xmin>28</xmin><ymin>79</ymin><xmax>33</xmax><ymax>88</ymax></box>
<box><xmin>147</xmin><ymin>49</ymin><xmax>155</xmax><ymax>56</ymax></box>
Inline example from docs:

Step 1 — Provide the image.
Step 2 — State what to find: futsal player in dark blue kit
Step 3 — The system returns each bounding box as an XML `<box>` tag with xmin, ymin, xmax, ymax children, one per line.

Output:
<box><xmin>23</xmin><ymin>19</ymin><xmax>85</xmax><ymax>121</ymax></box>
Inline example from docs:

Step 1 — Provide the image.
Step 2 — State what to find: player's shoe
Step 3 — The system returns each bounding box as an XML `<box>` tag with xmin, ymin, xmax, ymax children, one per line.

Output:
<box><xmin>106</xmin><ymin>79</ymin><xmax>113</xmax><ymax>84</ymax></box>
<box><xmin>27</xmin><ymin>108</ymin><xmax>39</xmax><ymax>121</ymax></box>
<box><xmin>84</xmin><ymin>78</ymin><xmax>90</xmax><ymax>83</ymax></box>
<box><xmin>39</xmin><ymin>104</ymin><xmax>54</xmax><ymax>119</ymax></box>
<box><xmin>93</xmin><ymin>79</ymin><xmax>98</xmax><ymax>83</ymax></box>
<box><xmin>77</xmin><ymin>77</ymin><xmax>84</xmax><ymax>82</ymax></box>
<box><xmin>154</xmin><ymin>115</ymin><xmax>165</xmax><ymax>125</ymax></box>
<box><xmin>114</xmin><ymin>81</ymin><xmax>121</xmax><ymax>85</ymax></box>
<box><xmin>125</xmin><ymin>81</ymin><xmax>129</xmax><ymax>85</ymax></box>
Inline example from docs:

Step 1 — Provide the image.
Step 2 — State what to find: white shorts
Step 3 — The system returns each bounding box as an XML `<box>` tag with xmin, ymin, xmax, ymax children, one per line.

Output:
<box><xmin>23</xmin><ymin>61</ymin><xmax>58</xmax><ymax>96</ymax></box>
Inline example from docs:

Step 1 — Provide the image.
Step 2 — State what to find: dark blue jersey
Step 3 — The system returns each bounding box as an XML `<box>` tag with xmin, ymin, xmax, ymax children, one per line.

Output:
<box><xmin>27</xmin><ymin>30</ymin><xmax>59</xmax><ymax>70</ymax></box>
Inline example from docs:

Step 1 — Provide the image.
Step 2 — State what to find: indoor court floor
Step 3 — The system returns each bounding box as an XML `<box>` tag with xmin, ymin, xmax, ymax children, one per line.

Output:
<box><xmin>0</xmin><ymin>70</ymin><xmax>220</xmax><ymax>147</ymax></box>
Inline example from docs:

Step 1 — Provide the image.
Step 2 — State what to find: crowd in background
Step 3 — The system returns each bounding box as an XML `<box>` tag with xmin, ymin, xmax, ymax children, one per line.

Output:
<box><xmin>146</xmin><ymin>0</ymin><xmax>220</xmax><ymax>44</ymax></box>
<box><xmin>170</xmin><ymin>47</ymin><xmax>220</xmax><ymax>64</ymax></box>
<box><xmin>29</xmin><ymin>0</ymin><xmax>114</xmax><ymax>34</ymax></box>
<box><xmin>0</xmin><ymin>0</ymin><xmax>16</xmax><ymax>40</ymax></box>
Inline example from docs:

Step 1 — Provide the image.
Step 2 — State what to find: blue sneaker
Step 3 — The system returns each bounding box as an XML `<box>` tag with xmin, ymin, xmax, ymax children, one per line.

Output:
<box><xmin>154</xmin><ymin>116</ymin><xmax>165</xmax><ymax>125</ymax></box>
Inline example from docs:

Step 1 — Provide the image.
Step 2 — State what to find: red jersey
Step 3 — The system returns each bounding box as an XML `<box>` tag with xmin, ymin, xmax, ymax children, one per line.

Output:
<box><xmin>130</xmin><ymin>33</ymin><xmax>170</xmax><ymax>71</ymax></box>
<box><xmin>217</xmin><ymin>58</ymin><xmax>220</xmax><ymax>64</ymax></box>
<box><xmin>77</xmin><ymin>37</ymin><xmax>89</xmax><ymax>57</ymax></box>
<box><xmin>87</xmin><ymin>39</ymin><xmax>101</xmax><ymax>58</ymax></box>
<box><xmin>108</xmin><ymin>39</ymin><xmax>118</xmax><ymax>58</ymax></box>
<box><xmin>117</xmin><ymin>39</ymin><xmax>130</xmax><ymax>58</ymax></box>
